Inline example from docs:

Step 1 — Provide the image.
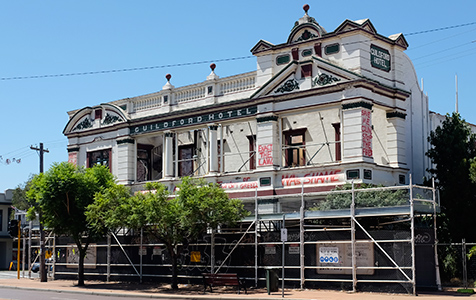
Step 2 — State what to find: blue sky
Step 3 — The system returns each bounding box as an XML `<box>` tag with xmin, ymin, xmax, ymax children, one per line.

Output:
<box><xmin>1</xmin><ymin>1</ymin><xmax>475</xmax><ymax>192</ymax></box>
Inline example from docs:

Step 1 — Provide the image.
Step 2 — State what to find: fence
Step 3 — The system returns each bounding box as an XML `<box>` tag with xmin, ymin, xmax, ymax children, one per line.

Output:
<box><xmin>24</xmin><ymin>180</ymin><xmax>440</xmax><ymax>295</ymax></box>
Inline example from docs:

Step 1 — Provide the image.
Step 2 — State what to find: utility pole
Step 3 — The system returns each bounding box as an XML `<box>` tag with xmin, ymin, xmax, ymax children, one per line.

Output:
<box><xmin>30</xmin><ymin>143</ymin><xmax>49</xmax><ymax>282</ymax></box>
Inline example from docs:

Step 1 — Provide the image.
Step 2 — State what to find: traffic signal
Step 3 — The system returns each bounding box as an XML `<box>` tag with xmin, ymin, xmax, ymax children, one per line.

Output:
<box><xmin>8</xmin><ymin>219</ymin><xmax>18</xmax><ymax>238</ymax></box>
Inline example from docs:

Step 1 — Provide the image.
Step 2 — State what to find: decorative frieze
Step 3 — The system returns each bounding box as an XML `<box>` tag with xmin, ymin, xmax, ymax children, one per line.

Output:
<box><xmin>117</xmin><ymin>138</ymin><xmax>135</xmax><ymax>145</ymax></box>
<box><xmin>73</xmin><ymin>118</ymin><xmax>93</xmax><ymax>131</ymax></box>
<box><xmin>102</xmin><ymin>113</ymin><xmax>123</xmax><ymax>125</ymax></box>
<box><xmin>312</xmin><ymin>73</ymin><xmax>340</xmax><ymax>87</ymax></box>
<box><xmin>342</xmin><ymin>101</ymin><xmax>373</xmax><ymax>110</ymax></box>
<box><xmin>386</xmin><ymin>111</ymin><xmax>406</xmax><ymax>119</ymax></box>
<box><xmin>275</xmin><ymin>79</ymin><xmax>300</xmax><ymax>93</ymax></box>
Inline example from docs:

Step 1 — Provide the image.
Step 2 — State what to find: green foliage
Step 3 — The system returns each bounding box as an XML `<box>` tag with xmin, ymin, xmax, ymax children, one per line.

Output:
<box><xmin>12</xmin><ymin>176</ymin><xmax>34</xmax><ymax>213</ymax></box>
<box><xmin>426</xmin><ymin>112</ymin><xmax>476</xmax><ymax>242</ymax></box>
<box><xmin>311</xmin><ymin>183</ymin><xmax>408</xmax><ymax>211</ymax></box>
<box><xmin>87</xmin><ymin>176</ymin><xmax>249</xmax><ymax>289</ymax></box>
<box><xmin>27</xmin><ymin>162</ymin><xmax>116</xmax><ymax>286</ymax></box>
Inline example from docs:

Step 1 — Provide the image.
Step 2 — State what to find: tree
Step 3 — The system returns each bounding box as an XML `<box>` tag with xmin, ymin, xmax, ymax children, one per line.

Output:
<box><xmin>427</xmin><ymin>112</ymin><xmax>476</xmax><ymax>242</ymax></box>
<box><xmin>87</xmin><ymin>176</ymin><xmax>249</xmax><ymax>289</ymax></box>
<box><xmin>27</xmin><ymin>162</ymin><xmax>116</xmax><ymax>286</ymax></box>
<box><xmin>311</xmin><ymin>183</ymin><xmax>408</xmax><ymax>211</ymax></box>
<box><xmin>12</xmin><ymin>176</ymin><xmax>34</xmax><ymax>213</ymax></box>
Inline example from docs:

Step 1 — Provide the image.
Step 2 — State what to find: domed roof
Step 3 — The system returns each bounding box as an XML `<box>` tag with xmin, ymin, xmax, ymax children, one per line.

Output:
<box><xmin>287</xmin><ymin>4</ymin><xmax>326</xmax><ymax>44</ymax></box>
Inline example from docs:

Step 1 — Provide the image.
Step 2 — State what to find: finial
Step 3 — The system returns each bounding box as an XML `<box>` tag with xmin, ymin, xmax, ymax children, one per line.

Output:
<box><xmin>303</xmin><ymin>4</ymin><xmax>310</xmax><ymax>14</ymax></box>
<box><xmin>162</xmin><ymin>73</ymin><xmax>174</xmax><ymax>90</ymax></box>
<box><xmin>210</xmin><ymin>63</ymin><xmax>216</xmax><ymax>71</ymax></box>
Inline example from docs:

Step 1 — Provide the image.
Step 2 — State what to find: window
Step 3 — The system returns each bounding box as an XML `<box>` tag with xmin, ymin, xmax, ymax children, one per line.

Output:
<box><xmin>179</xmin><ymin>144</ymin><xmax>195</xmax><ymax>177</ymax></box>
<box><xmin>325</xmin><ymin>43</ymin><xmax>340</xmax><ymax>55</ymax></box>
<box><xmin>0</xmin><ymin>209</ymin><xmax>2</xmax><ymax>231</ymax></box>
<box><xmin>284</xmin><ymin>129</ymin><xmax>306</xmax><ymax>167</ymax></box>
<box><xmin>364</xmin><ymin>169</ymin><xmax>372</xmax><ymax>180</ymax></box>
<box><xmin>346</xmin><ymin>169</ymin><xmax>360</xmax><ymax>180</ymax></box>
<box><xmin>137</xmin><ymin>144</ymin><xmax>153</xmax><ymax>182</ymax></box>
<box><xmin>247</xmin><ymin>135</ymin><xmax>256</xmax><ymax>170</ymax></box>
<box><xmin>87</xmin><ymin>149</ymin><xmax>110</xmax><ymax>169</ymax></box>
<box><xmin>301</xmin><ymin>64</ymin><xmax>312</xmax><ymax>78</ymax></box>
<box><xmin>276</xmin><ymin>54</ymin><xmax>290</xmax><ymax>65</ymax></box>
<box><xmin>332</xmin><ymin>123</ymin><xmax>341</xmax><ymax>161</ymax></box>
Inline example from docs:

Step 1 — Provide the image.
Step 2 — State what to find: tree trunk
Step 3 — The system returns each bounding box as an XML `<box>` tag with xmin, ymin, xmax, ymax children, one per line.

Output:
<box><xmin>170</xmin><ymin>248</ymin><xmax>178</xmax><ymax>290</ymax></box>
<box><xmin>77</xmin><ymin>243</ymin><xmax>87</xmax><ymax>286</ymax></box>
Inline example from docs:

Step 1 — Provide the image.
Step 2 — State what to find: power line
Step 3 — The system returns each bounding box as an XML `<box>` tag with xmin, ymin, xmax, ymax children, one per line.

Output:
<box><xmin>0</xmin><ymin>21</ymin><xmax>474</xmax><ymax>82</ymax></box>
<box><xmin>0</xmin><ymin>56</ymin><xmax>254</xmax><ymax>81</ymax></box>
<box><xmin>405</xmin><ymin>21</ymin><xmax>476</xmax><ymax>36</ymax></box>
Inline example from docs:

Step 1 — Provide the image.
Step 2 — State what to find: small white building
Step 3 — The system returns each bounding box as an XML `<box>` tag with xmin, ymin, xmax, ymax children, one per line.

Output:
<box><xmin>64</xmin><ymin>5</ymin><xmax>430</xmax><ymax>201</ymax></box>
<box><xmin>0</xmin><ymin>189</ymin><xmax>14</xmax><ymax>270</ymax></box>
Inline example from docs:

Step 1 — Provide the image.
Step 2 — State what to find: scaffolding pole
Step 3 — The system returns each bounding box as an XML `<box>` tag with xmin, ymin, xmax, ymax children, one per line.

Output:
<box><xmin>300</xmin><ymin>181</ymin><xmax>305</xmax><ymax>289</ymax></box>
<box><xmin>432</xmin><ymin>178</ymin><xmax>442</xmax><ymax>290</ymax></box>
<box><xmin>351</xmin><ymin>181</ymin><xmax>357</xmax><ymax>292</ymax></box>
<box><xmin>410</xmin><ymin>174</ymin><xmax>417</xmax><ymax>296</ymax></box>
<box><xmin>255</xmin><ymin>187</ymin><xmax>258</xmax><ymax>288</ymax></box>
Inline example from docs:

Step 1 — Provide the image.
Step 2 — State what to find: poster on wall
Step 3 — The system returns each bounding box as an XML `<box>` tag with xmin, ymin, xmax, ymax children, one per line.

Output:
<box><xmin>316</xmin><ymin>242</ymin><xmax>374</xmax><ymax>275</ymax></box>
<box><xmin>66</xmin><ymin>244</ymin><xmax>97</xmax><ymax>269</ymax></box>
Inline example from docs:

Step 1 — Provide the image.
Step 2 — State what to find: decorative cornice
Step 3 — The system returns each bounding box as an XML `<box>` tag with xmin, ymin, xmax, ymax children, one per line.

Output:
<box><xmin>275</xmin><ymin>79</ymin><xmax>300</xmax><ymax>93</ymax></box>
<box><xmin>257</xmin><ymin>115</ymin><xmax>279</xmax><ymax>123</ymax></box>
<box><xmin>117</xmin><ymin>138</ymin><xmax>135</xmax><ymax>145</ymax></box>
<box><xmin>342</xmin><ymin>101</ymin><xmax>373</xmax><ymax>110</ymax></box>
<box><xmin>67</xmin><ymin>147</ymin><xmax>80</xmax><ymax>153</ymax></box>
<box><xmin>102</xmin><ymin>113</ymin><xmax>123</xmax><ymax>125</ymax></box>
<box><xmin>312</xmin><ymin>73</ymin><xmax>341</xmax><ymax>87</ymax></box>
<box><xmin>386</xmin><ymin>111</ymin><xmax>406</xmax><ymax>119</ymax></box>
<box><xmin>73</xmin><ymin>118</ymin><xmax>93</xmax><ymax>131</ymax></box>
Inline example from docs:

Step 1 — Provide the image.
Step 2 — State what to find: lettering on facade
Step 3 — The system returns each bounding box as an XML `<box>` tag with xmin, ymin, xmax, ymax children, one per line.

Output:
<box><xmin>219</xmin><ymin>177</ymin><xmax>259</xmax><ymax>190</ymax></box>
<box><xmin>361</xmin><ymin>110</ymin><xmax>373</xmax><ymax>157</ymax></box>
<box><xmin>370</xmin><ymin>44</ymin><xmax>391</xmax><ymax>72</ymax></box>
<box><xmin>130</xmin><ymin>106</ymin><xmax>258</xmax><ymax>134</ymax></box>
<box><xmin>258</xmin><ymin>143</ymin><xmax>273</xmax><ymax>166</ymax></box>
<box><xmin>281</xmin><ymin>170</ymin><xmax>343</xmax><ymax>186</ymax></box>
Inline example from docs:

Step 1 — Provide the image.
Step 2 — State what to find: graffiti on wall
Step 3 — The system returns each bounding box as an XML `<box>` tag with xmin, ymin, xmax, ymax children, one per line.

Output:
<box><xmin>362</xmin><ymin>109</ymin><xmax>373</xmax><ymax>157</ymax></box>
<box><xmin>258</xmin><ymin>144</ymin><xmax>273</xmax><ymax>166</ymax></box>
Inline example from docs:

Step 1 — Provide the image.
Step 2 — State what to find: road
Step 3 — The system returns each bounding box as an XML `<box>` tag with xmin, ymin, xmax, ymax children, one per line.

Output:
<box><xmin>0</xmin><ymin>287</ymin><xmax>139</xmax><ymax>300</ymax></box>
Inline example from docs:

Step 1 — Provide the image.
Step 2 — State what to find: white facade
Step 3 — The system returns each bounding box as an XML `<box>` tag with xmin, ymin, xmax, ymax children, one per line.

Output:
<box><xmin>0</xmin><ymin>190</ymin><xmax>14</xmax><ymax>270</ymax></box>
<box><xmin>64</xmin><ymin>6</ymin><xmax>430</xmax><ymax>200</ymax></box>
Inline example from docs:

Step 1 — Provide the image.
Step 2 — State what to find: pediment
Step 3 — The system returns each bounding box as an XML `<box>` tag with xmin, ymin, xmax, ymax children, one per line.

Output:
<box><xmin>334</xmin><ymin>19</ymin><xmax>377</xmax><ymax>35</ymax></box>
<box><xmin>63</xmin><ymin>103</ymin><xmax>129</xmax><ymax>135</ymax></box>
<box><xmin>251</xmin><ymin>57</ymin><xmax>357</xmax><ymax>99</ymax></box>
<box><xmin>250</xmin><ymin>40</ymin><xmax>275</xmax><ymax>54</ymax></box>
<box><xmin>389</xmin><ymin>33</ymin><xmax>409</xmax><ymax>49</ymax></box>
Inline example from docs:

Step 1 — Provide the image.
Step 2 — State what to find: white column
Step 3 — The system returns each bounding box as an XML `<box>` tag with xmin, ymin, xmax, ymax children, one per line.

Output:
<box><xmin>116</xmin><ymin>137</ymin><xmax>135</xmax><ymax>185</ymax></box>
<box><xmin>387</xmin><ymin>112</ymin><xmax>407</xmax><ymax>167</ymax></box>
<box><xmin>209</xmin><ymin>124</ymin><xmax>218</xmax><ymax>174</ymax></box>
<box><xmin>164</xmin><ymin>131</ymin><xmax>174</xmax><ymax>178</ymax></box>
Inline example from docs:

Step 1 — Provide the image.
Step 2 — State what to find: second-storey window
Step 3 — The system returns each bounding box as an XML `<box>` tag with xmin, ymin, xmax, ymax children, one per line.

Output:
<box><xmin>137</xmin><ymin>144</ymin><xmax>153</xmax><ymax>182</ymax></box>
<box><xmin>87</xmin><ymin>149</ymin><xmax>111</xmax><ymax>169</ymax></box>
<box><xmin>284</xmin><ymin>129</ymin><xmax>306</xmax><ymax>167</ymax></box>
<box><xmin>179</xmin><ymin>144</ymin><xmax>195</xmax><ymax>177</ymax></box>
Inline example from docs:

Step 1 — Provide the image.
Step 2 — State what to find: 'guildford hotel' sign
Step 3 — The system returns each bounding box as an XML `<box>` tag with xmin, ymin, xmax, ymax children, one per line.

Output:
<box><xmin>131</xmin><ymin>106</ymin><xmax>258</xmax><ymax>134</ymax></box>
<box><xmin>370</xmin><ymin>44</ymin><xmax>391</xmax><ymax>72</ymax></box>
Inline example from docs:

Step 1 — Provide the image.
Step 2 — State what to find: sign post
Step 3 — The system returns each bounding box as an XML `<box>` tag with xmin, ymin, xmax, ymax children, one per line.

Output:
<box><xmin>281</xmin><ymin>215</ymin><xmax>287</xmax><ymax>298</ymax></box>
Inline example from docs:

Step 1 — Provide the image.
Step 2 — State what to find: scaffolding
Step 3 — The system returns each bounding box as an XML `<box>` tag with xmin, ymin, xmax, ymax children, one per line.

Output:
<box><xmin>29</xmin><ymin>177</ymin><xmax>439</xmax><ymax>294</ymax></box>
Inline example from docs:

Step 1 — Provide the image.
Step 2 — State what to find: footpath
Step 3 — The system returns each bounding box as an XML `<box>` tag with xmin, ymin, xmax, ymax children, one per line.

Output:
<box><xmin>0</xmin><ymin>276</ymin><xmax>473</xmax><ymax>300</ymax></box>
